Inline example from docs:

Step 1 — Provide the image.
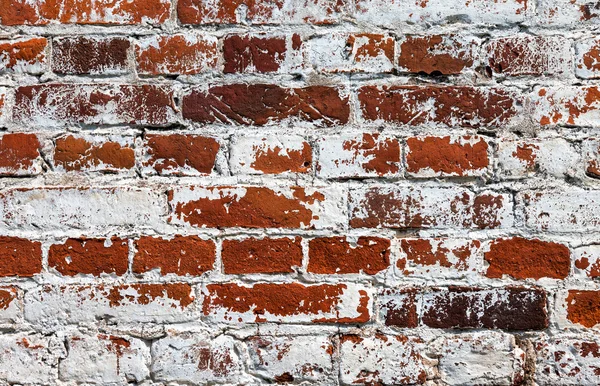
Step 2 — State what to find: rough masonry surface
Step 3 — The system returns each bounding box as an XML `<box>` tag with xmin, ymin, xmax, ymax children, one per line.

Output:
<box><xmin>0</xmin><ymin>0</ymin><xmax>598</xmax><ymax>384</ymax></box>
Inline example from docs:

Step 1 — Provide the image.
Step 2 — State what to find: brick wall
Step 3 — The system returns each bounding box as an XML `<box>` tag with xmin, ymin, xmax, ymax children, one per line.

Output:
<box><xmin>0</xmin><ymin>0</ymin><xmax>599</xmax><ymax>384</ymax></box>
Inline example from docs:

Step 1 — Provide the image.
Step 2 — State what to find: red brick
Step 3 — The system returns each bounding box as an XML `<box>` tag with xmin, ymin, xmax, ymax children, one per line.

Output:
<box><xmin>0</xmin><ymin>237</ymin><xmax>42</xmax><ymax>277</ymax></box>
<box><xmin>484</xmin><ymin>237</ymin><xmax>570</xmax><ymax>280</ymax></box>
<box><xmin>48</xmin><ymin>237</ymin><xmax>128</xmax><ymax>277</ymax></box>
<box><xmin>224</xmin><ymin>35</ymin><xmax>301</xmax><ymax>74</ymax></box>
<box><xmin>136</xmin><ymin>34</ymin><xmax>218</xmax><ymax>75</ymax></box>
<box><xmin>15</xmin><ymin>84</ymin><xmax>176</xmax><ymax>126</ymax></box>
<box><xmin>422</xmin><ymin>286</ymin><xmax>548</xmax><ymax>330</ymax></box>
<box><xmin>53</xmin><ymin>134</ymin><xmax>135</xmax><ymax>172</ymax></box>
<box><xmin>398</xmin><ymin>35</ymin><xmax>478</xmax><ymax>75</ymax></box>
<box><xmin>169</xmin><ymin>186</ymin><xmax>343</xmax><ymax>229</ymax></box>
<box><xmin>565</xmin><ymin>290</ymin><xmax>600</xmax><ymax>328</ymax></box>
<box><xmin>307</xmin><ymin>236</ymin><xmax>390</xmax><ymax>274</ymax></box>
<box><xmin>486</xmin><ymin>36</ymin><xmax>570</xmax><ymax>76</ymax></box>
<box><xmin>398</xmin><ymin>238</ymin><xmax>481</xmax><ymax>276</ymax></box>
<box><xmin>221</xmin><ymin>237</ymin><xmax>303</xmax><ymax>274</ymax></box>
<box><xmin>358</xmin><ymin>86</ymin><xmax>519</xmax><ymax>127</ymax></box>
<box><xmin>133</xmin><ymin>235</ymin><xmax>215</xmax><ymax>276</ymax></box>
<box><xmin>52</xmin><ymin>37</ymin><xmax>130</xmax><ymax>75</ymax></box>
<box><xmin>0</xmin><ymin>133</ymin><xmax>42</xmax><ymax>176</ymax></box>
<box><xmin>405</xmin><ymin>136</ymin><xmax>490</xmax><ymax>177</ymax></box>
<box><xmin>177</xmin><ymin>0</ymin><xmax>345</xmax><ymax>24</ymax></box>
<box><xmin>0</xmin><ymin>37</ymin><xmax>46</xmax><ymax>73</ymax></box>
<box><xmin>202</xmin><ymin>282</ymin><xmax>370</xmax><ymax>323</ymax></box>
<box><xmin>182</xmin><ymin>84</ymin><xmax>349</xmax><ymax>126</ymax></box>
<box><xmin>0</xmin><ymin>0</ymin><xmax>170</xmax><ymax>25</ymax></box>
<box><xmin>142</xmin><ymin>134</ymin><xmax>219</xmax><ymax>176</ymax></box>
<box><xmin>349</xmin><ymin>186</ymin><xmax>512</xmax><ymax>229</ymax></box>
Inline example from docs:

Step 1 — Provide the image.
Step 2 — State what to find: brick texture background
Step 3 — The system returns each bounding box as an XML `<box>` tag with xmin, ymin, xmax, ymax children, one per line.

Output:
<box><xmin>0</xmin><ymin>0</ymin><xmax>599</xmax><ymax>384</ymax></box>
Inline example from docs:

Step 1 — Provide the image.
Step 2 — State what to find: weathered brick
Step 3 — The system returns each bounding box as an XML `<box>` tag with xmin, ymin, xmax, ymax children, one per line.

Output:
<box><xmin>378</xmin><ymin>287</ymin><xmax>419</xmax><ymax>328</ymax></box>
<box><xmin>536</xmin><ymin>0</ymin><xmax>600</xmax><ymax>25</ymax></box>
<box><xmin>339</xmin><ymin>334</ymin><xmax>428</xmax><ymax>385</ymax></box>
<box><xmin>421</xmin><ymin>287</ymin><xmax>548</xmax><ymax>330</ymax></box>
<box><xmin>59</xmin><ymin>333</ymin><xmax>150</xmax><ymax>384</ymax></box>
<box><xmin>405</xmin><ymin>136</ymin><xmax>490</xmax><ymax>177</ymax></box>
<box><xmin>25</xmin><ymin>283</ymin><xmax>196</xmax><ymax>328</ymax></box>
<box><xmin>0</xmin><ymin>37</ymin><xmax>46</xmax><ymax>73</ymax></box>
<box><xmin>142</xmin><ymin>134</ymin><xmax>219</xmax><ymax>176</ymax></box>
<box><xmin>0</xmin><ymin>334</ymin><xmax>58</xmax><ymax>384</ymax></box>
<box><xmin>397</xmin><ymin>35</ymin><xmax>479</xmax><ymax>75</ymax></box>
<box><xmin>520</xmin><ymin>190</ymin><xmax>600</xmax><ymax>232</ymax></box>
<box><xmin>53</xmin><ymin>134</ymin><xmax>135</xmax><ymax>172</ymax></box>
<box><xmin>576</xmin><ymin>37</ymin><xmax>600</xmax><ymax>78</ymax></box>
<box><xmin>496</xmin><ymin>138</ymin><xmax>580</xmax><ymax>179</ymax></box>
<box><xmin>532</xmin><ymin>86</ymin><xmax>600</xmax><ymax>126</ymax></box>
<box><xmin>398</xmin><ymin>238</ymin><xmax>481</xmax><ymax>277</ymax></box>
<box><xmin>573</xmin><ymin>245</ymin><xmax>600</xmax><ymax>278</ymax></box>
<box><xmin>169</xmin><ymin>186</ymin><xmax>345</xmax><ymax>229</ymax></box>
<box><xmin>246</xmin><ymin>335</ymin><xmax>334</xmax><ymax>382</ymax></box>
<box><xmin>535</xmin><ymin>337</ymin><xmax>600</xmax><ymax>385</ymax></box>
<box><xmin>354</xmin><ymin>0</ymin><xmax>528</xmax><ymax>26</ymax></box>
<box><xmin>0</xmin><ymin>187</ymin><xmax>165</xmax><ymax>231</ymax></box>
<box><xmin>136</xmin><ymin>34</ymin><xmax>218</xmax><ymax>75</ymax></box>
<box><xmin>177</xmin><ymin>0</ymin><xmax>346</xmax><ymax>24</ymax></box>
<box><xmin>307</xmin><ymin>236</ymin><xmax>390</xmax><ymax>274</ymax></box>
<box><xmin>52</xmin><ymin>37</ymin><xmax>130</xmax><ymax>75</ymax></box>
<box><xmin>349</xmin><ymin>186</ymin><xmax>512</xmax><ymax>229</ymax></box>
<box><xmin>221</xmin><ymin>237</ymin><xmax>303</xmax><ymax>274</ymax></box>
<box><xmin>486</xmin><ymin>35</ymin><xmax>571</xmax><ymax>76</ymax></box>
<box><xmin>563</xmin><ymin>290</ymin><xmax>600</xmax><ymax>328</ymax></box>
<box><xmin>0</xmin><ymin>287</ymin><xmax>20</xmax><ymax>324</ymax></box>
<box><xmin>182</xmin><ymin>84</ymin><xmax>349</xmax><ymax>126</ymax></box>
<box><xmin>0</xmin><ymin>0</ymin><xmax>170</xmax><ymax>25</ymax></box>
<box><xmin>14</xmin><ymin>84</ymin><xmax>176</xmax><ymax>126</ymax></box>
<box><xmin>316</xmin><ymin>133</ymin><xmax>401</xmax><ymax>179</ymax></box>
<box><xmin>133</xmin><ymin>235</ymin><xmax>215</xmax><ymax>276</ymax></box>
<box><xmin>48</xmin><ymin>237</ymin><xmax>129</xmax><ymax>277</ymax></box>
<box><xmin>432</xmin><ymin>332</ymin><xmax>524</xmax><ymax>385</ymax></box>
<box><xmin>223</xmin><ymin>34</ymin><xmax>303</xmax><ymax>74</ymax></box>
<box><xmin>152</xmin><ymin>331</ymin><xmax>242</xmax><ymax>384</ymax></box>
<box><xmin>484</xmin><ymin>237</ymin><xmax>571</xmax><ymax>280</ymax></box>
<box><xmin>309</xmin><ymin>33</ymin><xmax>394</xmax><ymax>73</ymax></box>
<box><xmin>201</xmin><ymin>282</ymin><xmax>371</xmax><ymax>323</ymax></box>
<box><xmin>0</xmin><ymin>133</ymin><xmax>42</xmax><ymax>176</ymax></box>
<box><xmin>229</xmin><ymin>135</ymin><xmax>312</xmax><ymax>175</ymax></box>
<box><xmin>358</xmin><ymin>86</ymin><xmax>520</xmax><ymax>127</ymax></box>
<box><xmin>0</xmin><ymin>236</ymin><xmax>42</xmax><ymax>277</ymax></box>
<box><xmin>583</xmin><ymin>138</ymin><xmax>600</xmax><ymax>178</ymax></box>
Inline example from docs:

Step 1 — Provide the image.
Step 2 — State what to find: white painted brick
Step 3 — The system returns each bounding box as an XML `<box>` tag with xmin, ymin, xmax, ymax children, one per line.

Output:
<box><xmin>59</xmin><ymin>333</ymin><xmax>150</xmax><ymax>383</ymax></box>
<box><xmin>24</xmin><ymin>284</ymin><xmax>196</xmax><ymax>330</ymax></box>
<box><xmin>152</xmin><ymin>331</ymin><xmax>244</xmax><ymax>384</ymax></box>
<box><xmin>246</xmin><ymin>335</ymin><xmax>334</xmax><ymax>382</ymax></box>
<box><xmin>0</xmin><ymin>334</ymin><xmax>60</xmax><ymax>384</ymax></box>
<box><xmin>0</xmin><ymin>187</ymin><xmax>166</xmax><ymax>232</ymax></box>
<box><xmin>339</xmin><ymin>334</ymin><xmax>430</xmax><ymax>385</ymax></box>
